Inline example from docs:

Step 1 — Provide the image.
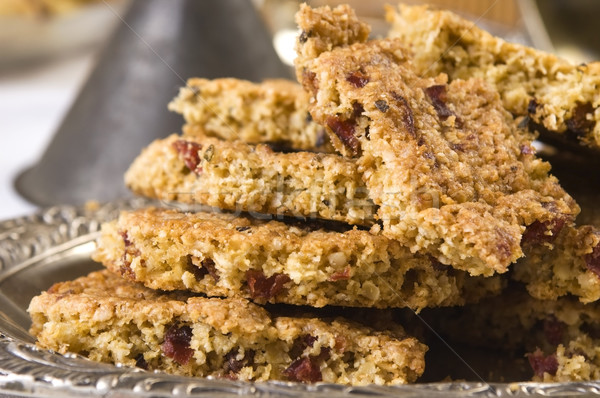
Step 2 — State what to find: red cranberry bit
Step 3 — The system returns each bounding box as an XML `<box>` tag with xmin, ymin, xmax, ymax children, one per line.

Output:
<box><xmin>298</xmin><ymin>30</ymin><xmax>310</xmax><ymax>44</ymax></box>
<box><xmin>187</xmin><ymin>255</ymin><xmax>208</xmax><ymax>280</ymax></box>
<box><xmin>135</xmin><ymin>354</ymin><xmax>148</xmax><ymax>370</ymax></box>
<box><xmin>329</xmin><ymin>266</ymin><xmax>351</xmax><ymax>281</ymax></box>
<box><xmin>173</xmin><ymin>140</ymin><xmax>202</xmax><ymax>174</ymax></box>
<box><xmin>528</xmin><ymin>99</ymin><xmax>539</xmax><ymax>114</ymax></box>
<box><xmin>326</xmin><ymin>115</ymin><xmax>360</xmax><ymax>155</ymax></box>
<box><xmin>283</xmin><ymin>357</ymin><xmax>322</xmax><ymax>383</ymax></box>
<box><xmin>224</xmin><ymin>349</ymin><xmax>255</xmax><ymax>375</ymax></box>
<box><xmin>585</xmin><ymin>243</ymin><xmax>600</xmax><ymax>278</ymax></box>
<box><xmin>201</xmin><ymin>258</ymin><xmax>219</xmax><ymax>281</ymax></box>
<box><xmin>119</xmin><ymin>230</ymin><xmax>140</xmax><ymax>280</ymax></box>
<box><xmin>543</xmin><ymin>317</ymin><xmax>565</xmax><ymax>346</ymax></box>
<box><xmin>391</xmin><ymin>92</ymin><xmax>415</xmax><ymax>137</ymax></box>
<box><xmin>246</xmin><ymin>270</ymin><xmax>291</xmax><ymax>300</ymax></box>
<box><xmin>375</xmin><ymin>99</ymin><xmax>389</xmax><ymax>113</ymax></box>
<box><xmin>566</xmin><ymin>102</ymin><xmax>595</xmax><ymax>136</ymax></box>
<box><xmin>120</xmin><ymin>231</ymin><xmax>133</xmax><ymax>247</ymax></box>
<box><xmin>162</xmin><ymin>324</ymin><xmax>194</xmax><ymax>365</ymax></box>
<box><xmin>522</xmin><ymin>216</ymin><xmax>567</xmax><ymax>245</ymax></box>
<box><xmin>290</xmin><ymin>334</ymin><xmax>318</xmax><ymax>359</ymax></box>
<box><xmin>346</xmin><ymin>70</ymin><xmax>369</xmax><ymax>88</ymax></box>
<box><xmin>527</xmin><ymin>348</ymin><xmax>558</xmax><ymax>378</ymax></box>
<box><xmin>424</xmin><ymin>85</ymin><xmax>452</xmax><ymax>120</ymax></box>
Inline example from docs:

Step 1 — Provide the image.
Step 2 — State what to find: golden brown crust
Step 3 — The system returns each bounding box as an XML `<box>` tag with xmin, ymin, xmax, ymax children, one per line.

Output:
<box><xmin>387</xmin><ymin>4</ymin><xmax>600</xmax><ymax>150</ymax></box>
<box><xmin>124</xmin><ymin>133</ymin><xmax>374</xmax><ymax>225</ymax></box>
<box><xmin>169</xmin><ymin>78</ymin><xmax>334</xmax><ymax>152</ymax></box>
<box><xmin>294</xmin><ymin>4</ymin><xmax>579</xmax><ymax>276</ymax></box>
<box><xmin>92</xmin><ymin>207</ymin><xmax>503</xmax><ymax>310</ymax></box>
<box><xmin>28</xmin><ymin>270</ymin><xmax>427</xmax><ymax>385</ymax></box>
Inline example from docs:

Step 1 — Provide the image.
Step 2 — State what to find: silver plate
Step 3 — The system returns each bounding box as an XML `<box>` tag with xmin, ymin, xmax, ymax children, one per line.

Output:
<box><xmin>0</xmin><ymin>199</ymin><xmax>599</xmax><ymax>397</ymax></box>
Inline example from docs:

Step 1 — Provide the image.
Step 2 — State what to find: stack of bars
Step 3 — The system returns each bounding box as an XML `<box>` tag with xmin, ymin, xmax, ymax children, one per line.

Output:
<box><xmin>28</xmin><ymin>3</ymin><xmax>600</xmax><ymax>385</ymax></box>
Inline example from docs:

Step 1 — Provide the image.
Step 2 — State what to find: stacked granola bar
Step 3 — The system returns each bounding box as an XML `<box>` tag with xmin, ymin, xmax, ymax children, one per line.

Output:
<box><xmin>29</xmin><ymin>3</ymin><xmax>600</xmax><ymax>385</ymax></box>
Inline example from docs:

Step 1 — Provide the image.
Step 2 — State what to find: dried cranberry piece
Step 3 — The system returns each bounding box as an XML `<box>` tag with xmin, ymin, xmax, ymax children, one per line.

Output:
<box><xmin>566</xmin><ymin>102</ymin><xmax>595</xmax><ymax>137</ymax></box>
<box><xmin>186</xmin><ymin>255</ymin><xmax>207</xmax><ymax>280</ymax></box>
<box><xmin>329</xmin><ymin>266</ymin><xmax>351</xmax><ymax>281</ymax></box>
<box><xmin>290</xmin><ymin>335</ymin><xmax>318</xmax><ymax>359</ymax></box>
<box><xmin>424</xmin><ymin>85</ymin><xmax>451</xmax><ymax>119</ymax></box>
<box><xmin>298</xmin><ymin>30</ymin><xmax>310</xmax><ymax>44</ymax></box>
<box><xmin>283</xmin><ymin>357</ymin><xmax>322</xmax><ymax>383</ymax></box>
<box><xmin>326</xmin><ymin>115</ymin><xmax>360</xmax><ymax>155</ymax></box>
<box><xmin>375</xmin><ymin>99</ymin><xmax>389</xmax><ymax>113</ymax></box>
<box><xmin>391</xmin><ymin>92</ymin><xmax>415</xmax><ymax>137</ymax></box>
<box><xmin>522</xmin><ymin>217</ymin><xmax>567</xmax><ymax>245</ymax></box>
<box><xmin>246</xmin><ymin>270</ymin><xmax>291</xmax><ymax>300</ymax></box>
<box><xmin>543</xmin><ymin>317</ymin><xmax>565</xmax><ymax>346</ymax></box>
<box><xmin>119</xmin><ymin>231</ymin><xmax>140</xmax><ymax>280</ymax></box>
<box><xmin>120</xmin><ymin>231</ymin><xmax>133</xmax><ymax>247</ymax></box>
<box><xmin>528</xmin><ymin>99</ymin><xmax>539</xmax><ymax>114</ymax></box>
<box><xmin>527</xmin><ymin>348</ymin><xmax>558</xmax><ymax>378</ymax></box>
<box><xmin>187</xmin><ymin>256</ymin><xmax>219</xmax><ymax>282</ymax></box>
<box><xmin>585</xmin><ymin>243</ymin><xmax>600</xmax><ymax>278</ymax></box>
<box><xmin>346</xmin><ymin>70</ymin><xmax>369</xmax><ymax>88</ymax></box>
<box><xmin>135</xmin><ymin>354</ymin><xmax>148</xmax><ymax>370</ymax></box>
<box><xmin>162</xmin><ymin>324</ymin><xmax>194</xmax><ymax>365</ymax></box>
<box><xmin>201</xmin><ymin>258</ymin><xmax>219</xmax><ymax>281</ymax></box>
<box><xmin>224</xmin><ymin>349</ymin><xmax>255</xmax><ymax>375</ymax></box>
<box><xmin>173</xmin><ymin>140</ymin><xmax>202</xmax><ymax>174</ymax></box>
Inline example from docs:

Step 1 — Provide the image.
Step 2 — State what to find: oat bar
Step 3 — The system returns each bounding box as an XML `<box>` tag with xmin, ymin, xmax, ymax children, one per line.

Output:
<box><xmin>28</xmin><ymin>270</ymin><xmax>427</xmax><ymax>385</ymax></box>
<box><xmin>513</xmin><ymin>224</ymin><xmax>600</xmax><ymax>303</ymax></box>
<box><xmin>169</xmin><ymin>78</ymin><xmax>333</xmax><ymax>152</ymax></box>
<box><xmin>92</xmin><ymin>208</ymin><xmax>502</xmax><ymax>310</ymax></box>
<box><xmin>124</xmin><ymin>133</ymin><xmax>374</xmax><ymax>225</ymax></box>
<box><xmin>294</xmin><ymin>4</ymin><xmax>579</xmax><ymax>276</ymax></box>
<box><xmin>387</xmin><ymin>4</ymin><xmax>600</xmax><ymax>150</ymax></box>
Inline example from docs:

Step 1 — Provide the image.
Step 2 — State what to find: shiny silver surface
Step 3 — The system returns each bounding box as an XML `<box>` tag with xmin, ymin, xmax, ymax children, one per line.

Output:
<box><xmin>0</xmin><ymin>200</ymin><xmax>599</xmax><ymax>397</ymax></box>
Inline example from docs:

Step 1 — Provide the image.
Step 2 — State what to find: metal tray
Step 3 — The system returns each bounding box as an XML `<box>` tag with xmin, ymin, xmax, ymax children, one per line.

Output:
<box><xmin>0</xmin><ymin>199</ymin><xmax>598</xmax><ymax>397</ymax></box>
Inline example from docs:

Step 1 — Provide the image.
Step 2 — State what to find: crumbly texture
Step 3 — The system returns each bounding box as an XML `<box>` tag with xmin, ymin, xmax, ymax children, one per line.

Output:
<box><xmin>168</xmin><ymin>78</ymin><xmax>334</xmax><ymax>152</ymax></box>
<box><xmin>92</xmin><ymin>208</ymin><xmax>502</xmax><ymax>311</ymax></box>
<box><xmin>295</xmin><ymin>4</ymin><xmax>579</xmax><ymax>276</ymax></box>
<box><xmin>418</xmin><ymin>288</ymin><xmax>600</xmax><ymax>382</ymax></box>
<box><xmin>28</xmin><ymin>270</ymin><xmax>427</xmax><ymax>385</ymax></box>
<box><xmin>387</xmin><ymin>4</ymin><xmax>600</xmax><ymax>150</ymax></box>
<box><xmin>512</xmin><ymin>224</ymin><xmax>600</xmax><ymax>303</ymax></box>
<box><xmin>124</xmin><ymin>133</ymin><xmax>374</xmax><ymax>225</ymax></box>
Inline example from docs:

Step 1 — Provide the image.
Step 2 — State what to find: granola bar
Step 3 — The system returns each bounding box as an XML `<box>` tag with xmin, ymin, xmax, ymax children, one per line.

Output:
<box><xmin>169</xmin><ymin>78</ymin><xmax>334</xmax><ymax>152</ymax></box>
<box><xmin>92</xmin><ymin>208</ymin><xmax>502</xmax><ymax>310</ymax></box>
<box><xmin>28</xmin><ymin>270</ymin><xmax>427</xmax><ymax>385</ymax></box>
<box><xmin>124</xmin><ymin>133</ymin><xmax>374</xmax><ymax>225</ymax></box>
<box><xmin>513</xmin><ymin>224</ymin><xmax>600</xmax><ymax>303</ymax></box>
<box><xmin>295</xmin><ymin>4</ymin><xmax>579</xmax><ymax>276</ymax></box>
<box><xmin>419</xmin><ymin>289</ymin><xmax>600</xmax><ymax>382</ymax></box>
<box><xmin>387</xmin><ymin>4</ymin><xmax>600</xmax><ymax>150</ymax></box>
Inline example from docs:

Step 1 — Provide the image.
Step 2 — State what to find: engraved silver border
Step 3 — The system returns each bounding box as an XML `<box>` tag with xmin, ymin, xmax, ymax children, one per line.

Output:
<box><xmin>0</xmin><ymin>199</ymin><xmax>599</xmax><ymax>397</ymax></box>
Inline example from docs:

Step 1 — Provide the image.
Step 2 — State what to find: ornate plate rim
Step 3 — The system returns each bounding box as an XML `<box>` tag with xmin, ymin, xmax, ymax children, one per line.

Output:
<box><xmin>0</xmin><ymin>199</ymin><xmax>599</xmax><ymax>397</ymax></box>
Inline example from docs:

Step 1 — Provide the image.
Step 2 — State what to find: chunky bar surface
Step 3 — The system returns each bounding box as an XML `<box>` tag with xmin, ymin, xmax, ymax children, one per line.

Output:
<box><xmin>513</xmin><ymin>224</ymin><xmax>600</xmax><ymax>303</ymax></box>
<box><xmin>169</xmin><ymin>78</ymin><xmax>334</xmax><ymax>152</ymax></box>
<box><xmin>93</xmin><ymin>208</ymin><xmax>502</xmax><ymax>310</ymax></box>
<box><xmin>387</xmin><ymin>4</ymin><xmax>600</xmax><ymax>150</ymax></box>
<box><xmin>294</xmin><ymin>4</ymin><xmax>579</xmax><ymax>276</ymax></box>
<box><xmin>28</xmin><ymin>270</ymin><xmax>427</xmax><ymax>385</ymax></box>
<box><xmin>419</xmin><ymin>289</ymin><xmax>600</xmax><ymax>382</ymax></box>
<box><xmin>125</xmin><ymin>133</ymin><xmax>374</xmax><ymax>225</ymax></box>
